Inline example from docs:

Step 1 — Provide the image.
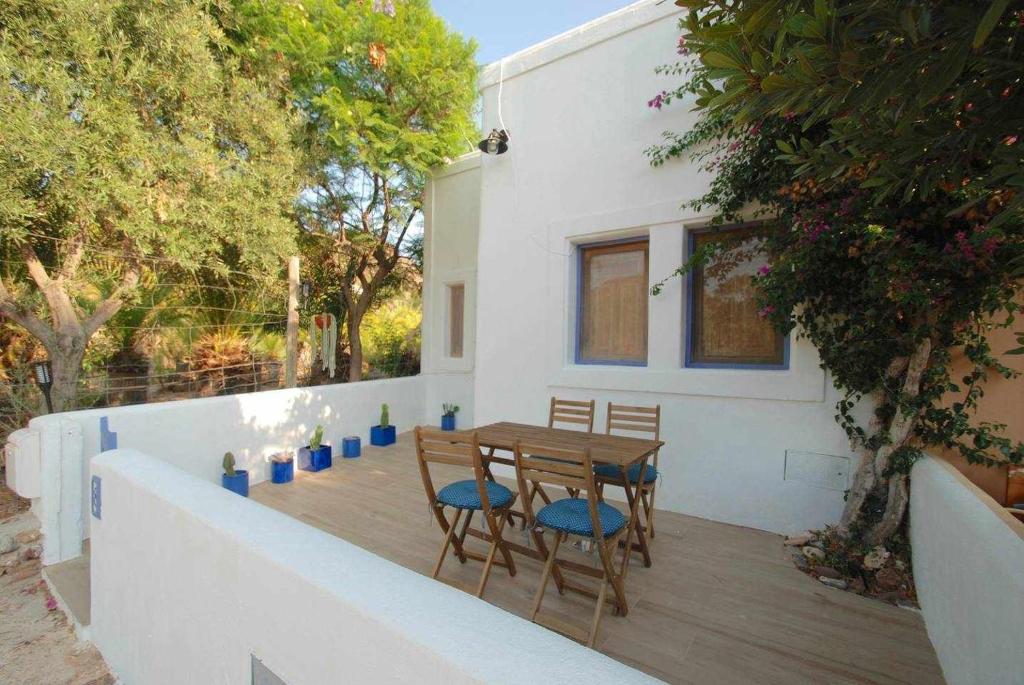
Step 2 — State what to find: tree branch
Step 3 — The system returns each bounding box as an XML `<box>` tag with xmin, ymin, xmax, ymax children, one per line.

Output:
<box><xmin>0</xmin><ymin>276</ymin><xmax>54</xmax><ymax>345</ymax></box>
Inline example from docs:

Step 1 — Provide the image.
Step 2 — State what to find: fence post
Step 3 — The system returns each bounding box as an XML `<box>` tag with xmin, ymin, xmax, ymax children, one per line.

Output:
<box><xmin>285</xmin><ymin>255</ymin><xmax>300</xmax><ymax>388</ymax></box>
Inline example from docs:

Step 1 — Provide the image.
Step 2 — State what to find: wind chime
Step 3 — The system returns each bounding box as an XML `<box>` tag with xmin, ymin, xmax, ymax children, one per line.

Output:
<box><xmin>310</xmin><ymin>312</ymin><xmax>337</xmax><ymax>378</ymax></box>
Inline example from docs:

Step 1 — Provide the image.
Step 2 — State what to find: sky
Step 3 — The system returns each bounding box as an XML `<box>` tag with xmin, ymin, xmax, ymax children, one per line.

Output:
<box><xmin>430</xmin><ymin>0</ymin><xmax>639</xmax><ymax>65</ymax></box>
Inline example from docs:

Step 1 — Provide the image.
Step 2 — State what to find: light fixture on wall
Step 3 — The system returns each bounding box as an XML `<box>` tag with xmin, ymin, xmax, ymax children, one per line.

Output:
<box><xmin>33</xmin><ymin>359</ymin><xmax>54</xmax><ymax>414</ymax></box>
<box><xmin>478</xmin><ymin>129</ymin><xmax>509</xmax><ymax>155</ymax></box>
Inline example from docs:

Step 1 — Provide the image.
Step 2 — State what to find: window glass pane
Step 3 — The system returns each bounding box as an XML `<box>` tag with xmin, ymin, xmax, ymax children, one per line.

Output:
<box><xmin>690</xmin><ymin>227</ymin><xmax>784</xmax><ymax>367</ymax></box>
<box><xmin>448</xmin><ymin>284</ymin><xmax>464</xmax><ymax>358</ymax></box>
<box><xmin>579</xmin><ymin>240</ymin><xmax>648</xmax><ymax>364</ymax></box>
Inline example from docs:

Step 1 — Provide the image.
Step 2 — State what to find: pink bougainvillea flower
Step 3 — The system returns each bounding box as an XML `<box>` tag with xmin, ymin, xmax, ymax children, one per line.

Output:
<box><xmin>757</xmin><ymin>264</ymin><xmax>771</xmax><ymax>276</ymax></box>
<box><xmin>1003</xmin><ymin>135</ymin><xmax>1019</xmax><ymax>146</ymax></box>
<box><xmin>758</xmin><ymin>305</ymin><xmax>775</xmax><ymax>318</ymax></box>
<box><xmin>46</xmin><ymin>597</ymin><xmax>58</xmax><ymax>611</ymax></box>
<box><xmin>647</xmin><ymin>91</ymin><xmax>667</xmax><ymax>109</ymax></box>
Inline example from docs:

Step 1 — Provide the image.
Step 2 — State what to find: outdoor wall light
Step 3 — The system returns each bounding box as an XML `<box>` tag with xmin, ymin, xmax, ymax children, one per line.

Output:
<box><xmin>33</xmin><ymin>359</ymin><xmax>54</xmax><ymax>414</ymax></box>
<box><xmin>300</xmin><ymin>280</ymin><xmax>311</xmax><ymax>307</ymax></box>
<box><xmin>478</xmin><ymin>129</ymin><xmax>509</xmax><ymax>155</ymax></box>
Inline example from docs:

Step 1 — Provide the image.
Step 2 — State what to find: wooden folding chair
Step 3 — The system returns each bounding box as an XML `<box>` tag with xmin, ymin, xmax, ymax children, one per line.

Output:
<box><xmin>414</xmin><ymin>427</ymin><xmax>517</xmax><ymax>598</ymax></box>
<box><xmin>595</xmin><ymin>403</ymin><xmax>661</xmax><ymax>540</ymax></box>
<box><xmin>524</xmin><ymin>397</ymin><xmax>596</xmax><ymax>508</ymax></box>
<box><xmin>513</xmin><ymin>440</ymin><xmax>629</xmax><ymax>648</ymax></box>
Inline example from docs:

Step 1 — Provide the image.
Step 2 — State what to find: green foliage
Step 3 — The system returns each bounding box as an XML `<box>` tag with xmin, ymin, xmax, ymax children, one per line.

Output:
<box><xmin>0</xmin><ymin>0</ymin><xmax>300</xmax><ymax>272</ymax></box>
<box><xmin>235</xmin><ymin>0</ymin><xmax>477</xmax><ymax>379</ymax></box>
<box><xmin>380</xmin><ymin>402</ymin><xmax>389</xmax><ymax>428</ymax></box>
<box><xmin>362</xmin><ymin>292</ymin><xmax>421</xmax><ymax>375</ymax></box>
<box><xmin>309</xmin><ymin>424</ymin><xmax>324</xmax><ymax>450</ymax></box>
<box><xmin>652</xmin><ymin>0</ymin><xmax>1024</xmax><ymax>475</ymax></box>
<box><xmin>223</xmin><ymin>451</ymin><xmax>236</xmax><ymax>477</ymax></box>
<box><xmin>442</xmin><ymin>403</ymin><xmax>459</xmax><ymax>417</ymax></box>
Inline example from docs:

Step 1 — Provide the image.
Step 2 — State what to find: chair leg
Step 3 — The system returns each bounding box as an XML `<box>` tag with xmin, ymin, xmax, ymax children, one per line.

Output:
<box><xmin>530</xmin><ymin>531</ymin><xmax>564</xmax><ymax>621</ymax></box>
<box><xmin>646</xmin><ymin>485</ymin><xmax>656</xmax><ymax>539</ymax></box>
<box><xmin>432</xmin><ymin>508</ymin><xmax>463</xmax><ymax>579</ymax></box>
<box><xmin>476</xmin><ymin>511</ymin><xmax>509</xmax><ymax>598</ymax></box>
<box><xmin>586</xmin><ymin>578</ymin><xmax>609</xmax><ymax>648</ymax></box>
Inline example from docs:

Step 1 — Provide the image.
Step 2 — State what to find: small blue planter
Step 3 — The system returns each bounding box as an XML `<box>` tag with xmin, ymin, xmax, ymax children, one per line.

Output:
<box><xmin>222</xmin><ymin>470</ymin><xmax>249</xmax><ymax>497</ymax></box>
<box><xmin>298</xmin><ymin>445</ymin><xmax>332</xmax><ymax>472</ymax></box>
<box><xmin>441</xmin><ymin>414</ymin><xmax>456</xmax><ymax>431</ymax></box>
<box><xmin>342</xmin><ymin>436</ymin><xmax>361</xmax><ymax>458</ymax></box>
<box><xmin>370</xmin><ymin>425</ymin><xmax>396</xmax><ymax>446</ymax></box>
<box><xmin>271</xmin><ymin>459</ymin><xmax>294</xmax><ymax>484</ymax></box>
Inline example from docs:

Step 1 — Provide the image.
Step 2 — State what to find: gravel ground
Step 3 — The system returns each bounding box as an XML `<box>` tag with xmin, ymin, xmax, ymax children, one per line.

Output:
<box><xmin>0</xmin><ymin>483</ymin><xmax>113</xmax><ymax>685</ymax></box>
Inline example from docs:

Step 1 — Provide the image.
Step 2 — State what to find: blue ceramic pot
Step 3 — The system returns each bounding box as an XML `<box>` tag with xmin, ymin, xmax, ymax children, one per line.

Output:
<box><xmin>222</xmin><ymin>470</ymin><xmax>249</xmax><ymax>497</ymax></box>
<box><xmin>342</xmin><ymin>436</ymin><xmax>361</xmax><ymax>458</ymax></box>
<box><xmin>298</xmin><ymin>445</ymin><xmax>332</xmax><ymax>472</ymax></box>
<box><xmin>271</xmin><ymin>459</ymin><xmax>294</xmax><ymax>484</ymax></box>
<box><xmin>370</xmin><ymin>425</ymin><xmax>396</xmax><ymax>446</ymax></box>
<box><xmin>441</xmin><ymin>414</ymin><xmax>456</xmax><ymax>431</ymax></box>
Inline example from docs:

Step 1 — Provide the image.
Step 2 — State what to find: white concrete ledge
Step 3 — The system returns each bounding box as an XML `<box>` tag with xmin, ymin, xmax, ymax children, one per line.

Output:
<box><xmin>911</xmin><ymin>456</ymin><xmax>1024</xmax><ymax>685</ymax></box>
<box><xmin>90</xmin><ymin>450</ymin><xmax>659</xmax><ymax>684</ymax></box>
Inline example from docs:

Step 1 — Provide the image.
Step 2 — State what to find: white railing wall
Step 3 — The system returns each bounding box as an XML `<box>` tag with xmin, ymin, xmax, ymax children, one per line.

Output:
<box><xmin>910</xmin><ymin>456</ymin><xmax>1024</xmax><ymax>685</ymax></box>
<box><xmin>90</xmin><ymin>450</ymin><xmax>657</xmax><ymax>685</ymax></box>
<box><xmin>17</xmin><ymin>376</ymin><xmax>428</xmax><ymax>564</ymax></box>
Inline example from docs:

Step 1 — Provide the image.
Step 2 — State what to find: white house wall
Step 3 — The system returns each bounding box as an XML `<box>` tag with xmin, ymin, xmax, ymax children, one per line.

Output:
<box><xmin>425</xmin><ymin>0</ymin><xmax>858</xmax><ymax>534</ymax></box>
<box><xmin>422</xmin><ymin>153</ymin><xmax>481</xmax><ymax>428</ymax></box>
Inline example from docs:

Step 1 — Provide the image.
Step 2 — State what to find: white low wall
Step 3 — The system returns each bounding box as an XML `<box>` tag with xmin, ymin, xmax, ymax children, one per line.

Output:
<box><xmin>90</xmin><ymin>450</ymin><xmax>657</xmax><ymax>685</ymax></box>
<box><xmin>910</xmin><ymin>456</ymin><xmax>1024</xmax><ymax>685</ymax></box>
<box><xmin>24</xmin><ymin>376</ymin><xmax>427</xmax><ymax>564</ymax></box>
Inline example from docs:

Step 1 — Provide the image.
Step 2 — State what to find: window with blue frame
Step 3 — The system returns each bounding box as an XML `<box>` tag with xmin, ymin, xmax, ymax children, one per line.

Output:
<box><xmin>687</xmin><ymin>225</ymin><xmax>787</xmax><ymax>369</ymax></box>
<box><xmin>576</xmin><ymin>238</ymin><xmax>648</xmax><ymax>366</ymax></box>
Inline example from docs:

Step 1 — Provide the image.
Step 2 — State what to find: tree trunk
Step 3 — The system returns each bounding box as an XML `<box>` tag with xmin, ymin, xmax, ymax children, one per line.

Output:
<box><xmin>346</xmin><ymin>307</ymin><xmax>364</xmax><ymax>383</ymax></box>
<box><xmin>46</xmin><ymin>337</ymin><xmax>87</xmax><ymax>413</ymax></box>
<box><xmin>839</xmin><ymin>337</ymin><xmax>932</xmax><ymax>544</ymax></box>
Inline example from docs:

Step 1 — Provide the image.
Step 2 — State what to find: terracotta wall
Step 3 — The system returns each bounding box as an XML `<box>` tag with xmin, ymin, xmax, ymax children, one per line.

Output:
<box><xmin>938</xmin><ymin>321</ymin><xmax>1024</xmax><ymax>505</ymax></box>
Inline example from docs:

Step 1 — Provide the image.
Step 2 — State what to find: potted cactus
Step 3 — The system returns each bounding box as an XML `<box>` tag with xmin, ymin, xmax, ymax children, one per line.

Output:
<box><xmin>370</xmin><ymin>403</ymin><xmax>396</xmax><ymax>446</ymax></box>
<box><xmin>270</xmin><ymin>451</ymin><xmax>294</xmax><ymax>484</ymax></box>
<box><xmin>298</xmin><ymin>425</ymin><xmax>332</xmax><ymax>472</ymax></box>
<box><xmin>221</xmin><ymin>452</ymin><xmax>249</xmax><ymax>497</ymax></box>
<box><xmin>441</xmin><ymin>403</ymin><xmax>459</xmax><ymax>431</ymax></box>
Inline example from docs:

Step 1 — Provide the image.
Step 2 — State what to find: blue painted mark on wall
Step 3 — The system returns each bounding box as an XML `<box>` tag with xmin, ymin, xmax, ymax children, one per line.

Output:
<box><xmin>100</xmin><ymin>416</ymin><xmax>117</xmax><ymax>452</ymax></box>
<box><xmin>91</xmin><ymin>476</ymin><xmax>101</xmax><ymax>519</ymax></box>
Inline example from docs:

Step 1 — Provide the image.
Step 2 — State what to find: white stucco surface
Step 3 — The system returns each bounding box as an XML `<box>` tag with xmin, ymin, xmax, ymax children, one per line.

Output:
<box><xmin>910</xmin><ymin>456</ymin><xmax>1024</xmax><ymax>685</ymax></box>
<box><xmin>90</xmin><ymin>450</ymin><xmax>659</xmax><ymax>685</ymax></box>
<box><xmin>25</xmin><ymin>376</ymin><xmax>426</xmax><ymax>563</ymax></box>
<box><xmin>425</xmin><ymin>0</ymin><xmax>856</xmax><ymax>534</ymax></box>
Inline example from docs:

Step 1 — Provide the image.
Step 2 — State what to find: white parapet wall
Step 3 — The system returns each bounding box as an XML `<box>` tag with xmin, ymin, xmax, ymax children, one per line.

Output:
<box><xmin>910</xmin><ymin>456</ymin><xmax>1024</xmax><ymax>685</ymax></box>
<box><xmin>18</xmin><ymin>376</ymin><xmax>428</xmax><ymax>565</ymax></box>
<box><xmin>90</xmin><ymin>450</ymin><xmax>658</xmax><ymax>685</ymax></box>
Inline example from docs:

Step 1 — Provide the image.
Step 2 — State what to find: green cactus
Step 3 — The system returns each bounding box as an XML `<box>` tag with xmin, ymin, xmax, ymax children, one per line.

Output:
<box><xmin>223</xmin><ymin>452</ymin><xmax>236</xmax><ymax>477</ymax></box>
<box><xmin>309</xmin><ymin>425</ymin><xmax>324</xmax><ymax>451</ymax></box>
<box><xmin>380</xmin><ymin>403</ymin><xmax>390</xmax><ymax>428</ymax></box>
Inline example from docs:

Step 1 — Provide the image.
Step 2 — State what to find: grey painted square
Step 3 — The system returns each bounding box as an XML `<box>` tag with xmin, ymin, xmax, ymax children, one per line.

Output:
<box><xmin>252</xmin><ymin>656</ymin><xmax>287</xmax><ymax>685</ymax></box>
<box><xmin>784</xmin><ymin>450</ymin><xmax>850</xmax><ymax>491</ymax></box>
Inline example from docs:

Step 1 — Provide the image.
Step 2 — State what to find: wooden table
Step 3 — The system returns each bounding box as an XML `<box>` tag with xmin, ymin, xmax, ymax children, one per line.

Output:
<box><xmin>470</xmin><ymin>422</ymin><xmax>663</xmax><ymax>571</ymax></box>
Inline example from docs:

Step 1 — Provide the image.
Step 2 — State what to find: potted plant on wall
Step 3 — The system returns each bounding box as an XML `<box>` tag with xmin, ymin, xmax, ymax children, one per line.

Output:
<box><xmin>298</xmin><ymin>425</ymin><xmax>332</xmax><ymax>472</ymax></box>
<box><xmin>370</xmin><ymin>403</ymin><xmax>396</xmax><ymax>446</ymax></box>
<box><xmin>270</xmin><ymin>451</ymin><xmax>294</xmax><ymax>484</ymax></box>
<box><xmin>221</xmin><ymin>452</ymin><xmax>249</xmax><ymax>497</ymax></box>
<box><xmin>441</xmin><ymin>403</ymin><xmax>459</xmax><ymax>431</ymax></box>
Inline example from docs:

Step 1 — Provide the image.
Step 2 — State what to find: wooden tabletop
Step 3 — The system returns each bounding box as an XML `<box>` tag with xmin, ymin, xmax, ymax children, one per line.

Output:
<box><xmin>471</xmin><ymin>422</ymin><xmax>663</xmax><ymax>468</ymax></box>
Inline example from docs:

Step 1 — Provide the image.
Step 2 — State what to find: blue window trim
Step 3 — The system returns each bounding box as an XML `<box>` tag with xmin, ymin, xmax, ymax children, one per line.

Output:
<box><xmin>684</xmin><ymin>227</ymin><xmax>790</xmax><ymax>370</ymax></box>
<box><xmin>574</xmin><ymin>236</ymin><xmax>649</xmax><ymax>367</ymax></box>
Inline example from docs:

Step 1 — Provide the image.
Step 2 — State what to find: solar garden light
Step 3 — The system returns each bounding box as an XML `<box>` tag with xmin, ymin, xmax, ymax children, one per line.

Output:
<box><xmin>33</xmin><ymin>359</ymin><xmax>54</xmax><ymax>414</ymax></box>
<box><xmin>478</xmin><ymin>129</ymin><xmax>509</xmax><ymax>155</ymax></box>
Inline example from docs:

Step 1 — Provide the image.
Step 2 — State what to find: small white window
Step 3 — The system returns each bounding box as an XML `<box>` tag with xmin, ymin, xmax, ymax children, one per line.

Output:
<box><xmin>447</xmin><ymin>283</ymin><xmax>464</xmax><ymax>358</ymax></box>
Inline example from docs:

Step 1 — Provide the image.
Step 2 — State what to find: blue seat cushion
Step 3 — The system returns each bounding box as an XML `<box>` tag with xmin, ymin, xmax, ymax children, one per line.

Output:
<box><xmin>594</xmin><ymin>462</ymin><xmax>658</xmax><ymax>484</ymax></box>
<box><xmin>536</xmin><ymin>498</ymin><xmax>626</xmax><ymax>538</ymax></box>
<box><xmin>436</xmin><ymin>479</ymin><xmax>513</xmax><ymax>510</ymax></box>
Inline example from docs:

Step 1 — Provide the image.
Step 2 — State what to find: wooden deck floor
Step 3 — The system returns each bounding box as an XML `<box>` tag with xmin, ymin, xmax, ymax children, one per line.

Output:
<box><xmin>251</xmin><ymin>431</ymin><xmax>943</xmax><ymax>685</ymax></box>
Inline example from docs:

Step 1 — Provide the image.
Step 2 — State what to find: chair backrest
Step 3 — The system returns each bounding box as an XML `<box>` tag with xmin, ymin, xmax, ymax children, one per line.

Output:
<box><xmin>606</xmin><ymin>403</ymin><xmax>660</xmax><ymax>469</ymax></box>
<box><xmin>513</xmin><ymin>441</ymin><xmax>607</xmax><ymax>537</ymax></box>
<box><xmin>414</xmin><ymin>427</ymin><xmax>490</xmax><ymax>507</ymax></box>
<box><xmin>548</xmin><ymin>397</ymin><xmax>596</xmax><ymax>432</ymax></box>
